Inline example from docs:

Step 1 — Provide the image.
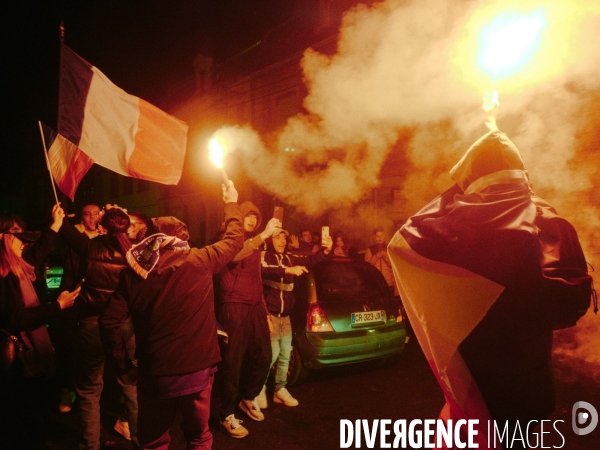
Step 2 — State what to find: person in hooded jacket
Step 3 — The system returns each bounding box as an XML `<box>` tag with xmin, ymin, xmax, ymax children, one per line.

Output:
<box><xmin>218</xmin><ymin>200</ymin><xmax>280</xmax><ymax>438</ymax></box>
<box><xmin>388</xmin><ymin>96</ymin><xmax>593</xmax><ymax>449</ymax></box>
<box><xmin>256</xmin><ymin>228</ymin><xmax>332</xmax><ymax>408</ymax></box>
<box><xmin>99</xmin><ymin>181</ymin><xmax>244</xmax><ymax>449</ymax></box>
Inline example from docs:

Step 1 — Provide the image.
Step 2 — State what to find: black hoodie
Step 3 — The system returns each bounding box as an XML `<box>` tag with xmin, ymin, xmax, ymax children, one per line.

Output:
<box><xmin>219</xmin><ymin>201</ymin><xmax>266</xmax><ymax>305</ymax></box>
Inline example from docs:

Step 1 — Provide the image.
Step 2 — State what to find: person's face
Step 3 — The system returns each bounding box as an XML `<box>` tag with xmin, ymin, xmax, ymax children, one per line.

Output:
<box><xmin>301</xmin><ymin>231</ymin><xmax>312</xmax><ymax>244</ymax></box>
<box><xmin>128</xmin><ymin>216</ymin><xmax>145</xmax><ymax>239</ymax></box>
<box><xmin>374</xmin><ymin>231</ymin><xmax>385</xmax><ymax>245</ymax></box>
<box><xmin>82</xmin><ymin>205</ymin><xmax>101</xmax><ymax>232</ymax></box>
<box><xmin>272</xmin><ymin>233</ymin><xmax>287</xmax><ymax>254</ymax></box>
<box><xmin>244</xmin><ymin>214</ymin><xmax>258</xmax><ymax>233</ymax></box>
<box><xmin>336</xmin><ymin>237</ymin><xmax>344</xmax><ymax>248</ymax></box>
<box><xmin>10</xmin><ymin>234</ymin><xmax>24</xmax><ymax>258</ymax></box>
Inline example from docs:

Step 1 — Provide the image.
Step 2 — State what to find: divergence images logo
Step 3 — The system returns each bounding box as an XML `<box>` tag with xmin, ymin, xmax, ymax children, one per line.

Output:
<box><xmin>572</xmin><ymin>401</ymin><xmax>598</xmax><ymax>436</ymax></box>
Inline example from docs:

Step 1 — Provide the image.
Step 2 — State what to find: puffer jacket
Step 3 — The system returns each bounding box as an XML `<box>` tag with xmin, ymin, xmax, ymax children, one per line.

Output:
<box><xmin>59</xmin><ymin>219</ymin><xmax>127</xmax><ymax>317</ymax></box>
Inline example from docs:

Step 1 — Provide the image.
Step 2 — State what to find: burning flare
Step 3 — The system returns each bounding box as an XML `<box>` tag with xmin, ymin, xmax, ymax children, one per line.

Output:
<box><xmin>209</xmin><ymin>137</ymin><xmax>230</xmax><ymax>185</ymax></box>
<box><xmin>478</xmin><ymin>9</ymin><xmax>546</xmax><ymax>80</ymax></box>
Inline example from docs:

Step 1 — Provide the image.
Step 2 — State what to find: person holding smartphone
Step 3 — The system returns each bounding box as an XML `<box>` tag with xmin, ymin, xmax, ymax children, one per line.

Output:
<box><xmin>217</xmin><ymin>201</ymin><xmax>281</xmax><ymax>438</ymax></box>
<box><xmin>0</xmin><ymin>207</ymin><xmax>80</xmax><ymax>449</ymax></box>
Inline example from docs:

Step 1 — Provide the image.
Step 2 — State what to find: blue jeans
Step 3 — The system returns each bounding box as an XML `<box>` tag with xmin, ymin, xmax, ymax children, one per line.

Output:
<box><xmin>77</xmin><ymin>317</ymin><xmax>138</xmax><ymax>450</ymax></box>
<box><xmin>269</xmin><ymin>315</ymin><xmax>293</xmax><ymax>391</ymax></box>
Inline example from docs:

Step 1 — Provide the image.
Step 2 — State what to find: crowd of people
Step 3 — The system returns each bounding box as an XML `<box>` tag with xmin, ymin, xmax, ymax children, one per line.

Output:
<box><xmin>1</xmin><ymin>179</ymin><xmax>392</xmax><ymax>449</ymax></box>
<box><xmin>1</xmin><ymin>99</ymin><xmax>593</xmax><ymax>449</ymax></box>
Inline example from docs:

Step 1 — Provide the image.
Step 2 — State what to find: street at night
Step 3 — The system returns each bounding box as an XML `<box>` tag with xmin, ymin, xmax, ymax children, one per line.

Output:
<box><xmin>40</xmin><ymin>330</ymin><xmax>600</xmax><ymax>449</ymax></box>
<box><xmin>3</xmin><ymin>2</ymin><xmax>600</xmax><ymax>450</ymax></box>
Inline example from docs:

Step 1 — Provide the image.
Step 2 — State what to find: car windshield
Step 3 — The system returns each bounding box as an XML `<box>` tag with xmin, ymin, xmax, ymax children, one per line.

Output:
<box><xmin>314</xmin><ymin>262</ymin><xmax>388</xmax><ymax>303</ymax></box>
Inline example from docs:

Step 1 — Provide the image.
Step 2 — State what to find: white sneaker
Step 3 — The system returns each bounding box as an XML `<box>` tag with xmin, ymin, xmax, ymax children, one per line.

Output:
<box><xmin>273</xmin><ymin>387</ymin><xmax>299</xmax><ymax>406</ymax></box>
<box><xmin>239</xmin><ymin>398</ymin><xmax>265</xmax><ymax>421</ymax></box>
<box><xmin>256</xmin><ymin>385</ymin><xmax>268</xmax><ymax>409</ymax></box>
<box><xmin>114</xmin><ymin>418</ymin><xmax>131</xmax><ymax>440</ymax></box>
<box><xmin>221</xmin><ymin>414</ymin><xmax>249</xmax><ymax>438</ymax></box>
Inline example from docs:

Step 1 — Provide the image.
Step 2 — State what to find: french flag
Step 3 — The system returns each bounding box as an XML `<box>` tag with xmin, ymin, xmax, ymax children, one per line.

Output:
<box><xmin>49</xmin><ymin>43</ymin><xmax>188</xmax><ymax>200</ymax></box>
<box><xmin>388</xmin><ymin>131</ymin><xmax>592</xmax><ymax>449</ymax></box>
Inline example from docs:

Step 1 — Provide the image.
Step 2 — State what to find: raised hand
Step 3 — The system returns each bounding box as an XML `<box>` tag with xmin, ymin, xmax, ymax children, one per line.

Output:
<box><xmin>57</xmin><ymin>286</ymin><xmax>81</xmax><ymax>310</ymax></box>
<box><xmin>482</xmin><ymin>90</ymin><xmax>499</xmax><ymax>131</ymax></box>
<box><xmin>222</xmin><ymin>180</ymin><xmax>238</xmax><ymax>204</ymax></box>
<box><xmin>289</xmin><ymin>234</ymin><xmax>300</xmax><ymax>249</ymax></box>
<box><xmin>50</xmin><ymin>203</ymin><xmax>66</xmax><ymax>232</ymax></box>
<box><xmin>261</xmin><ymin>218</ymin><xmax>282</xmax><ymax>240</ymax></box>
<box><xmin>321</xmin><ymin>235</ymin><xmax>333</xmax><ymax>254</ymax></box>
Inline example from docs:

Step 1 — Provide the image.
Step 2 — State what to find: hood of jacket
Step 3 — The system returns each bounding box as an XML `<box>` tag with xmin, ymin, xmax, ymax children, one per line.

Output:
<box><xmin>449</xmin><ymin>130</ymin><xmax>525</xmax><ymax>192</ymax></box>
<box><xmin>239</xmin><ymin>201</ymin><xmax>262</xmax><ymax>236</ymax></box>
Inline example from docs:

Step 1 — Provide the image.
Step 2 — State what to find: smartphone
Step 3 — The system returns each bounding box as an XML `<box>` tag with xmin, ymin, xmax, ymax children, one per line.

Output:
<box><xmin>273</xmin><ymin>206</ymin><xmax>284</xmax><ymax>223</ymax></box>
<box><xmin>321</xmin><ymin>226</ymin><xmax>330</xmax><ymax>241</ymax></box>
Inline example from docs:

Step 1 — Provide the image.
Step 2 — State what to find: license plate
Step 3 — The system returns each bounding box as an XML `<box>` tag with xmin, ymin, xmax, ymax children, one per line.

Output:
<box><xmin>351</xmin><ymin>310</ymin><xmax>386</xmax><ymax>325</ymax></box>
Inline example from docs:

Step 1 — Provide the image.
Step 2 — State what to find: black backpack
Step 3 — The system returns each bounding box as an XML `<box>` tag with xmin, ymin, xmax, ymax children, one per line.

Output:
<box><xmin>535</xmin><ymin>198</ymin><xmax>597</xmax><ymax>329</ymax></box>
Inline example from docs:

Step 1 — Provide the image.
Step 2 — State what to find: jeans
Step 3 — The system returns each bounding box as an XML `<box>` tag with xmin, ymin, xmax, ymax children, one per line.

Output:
<box><xmin>77</xmin><ymin>316</ymin><xmax>138</xmax><ymax>450</ymax></box>
<box><xmin>138</xmin><ymin>374</ymin><xmax>214</xmax><ymax>449</ymax></box>
<box><xmin>269</xmin><ymin>315</ymin><xmax>293</xmax><ymax>391</ymax></box>
<box><xmin>219</xmin><ymin>302</ymin><xmax>272</xmax><ymax>419</ymax></box>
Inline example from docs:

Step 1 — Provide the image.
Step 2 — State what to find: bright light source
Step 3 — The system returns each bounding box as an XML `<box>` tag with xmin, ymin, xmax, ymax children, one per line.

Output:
<box><xmin>478</xmin><ymin>9</ymin><xmax>546</xmax><ymax>79</ymax></box>
<box><xmin>209</xmin><ymin>138</ymin><xmax>225</xmax><ymax>168</ymax></box>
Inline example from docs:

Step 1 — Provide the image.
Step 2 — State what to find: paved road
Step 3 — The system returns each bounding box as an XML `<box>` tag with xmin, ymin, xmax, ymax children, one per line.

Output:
<box><xmin>43</xmin><ymin>331</ymin><xmax>600</xmax><ymax>449</ymax></box>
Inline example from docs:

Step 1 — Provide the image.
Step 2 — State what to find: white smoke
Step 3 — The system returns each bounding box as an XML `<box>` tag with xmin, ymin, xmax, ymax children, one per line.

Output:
<box><xmin>181</xmin><ymin>0</ymin><xmax>600</xmax><ymax>372</ymax></box>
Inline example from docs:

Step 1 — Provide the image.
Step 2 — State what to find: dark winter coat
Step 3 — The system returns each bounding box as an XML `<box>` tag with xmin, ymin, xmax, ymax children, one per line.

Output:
<box><xmin>101</xmin><ymin>202</ymin><xmax>244</xmax><ymax>377</ymax></box>
<box><xmin>0</xmin><ymin>230</ymin><xmax>60</xmax><ymax>333</ymax></box>
<box><xmin>219</xmin><ymin>201</ymin><xmax>266</xmax><ymax>305</ymax></box>
<box><xmin>59</xmin><ymin>219</ymin><xmax>127</xmax><ymax>317</ymax></box>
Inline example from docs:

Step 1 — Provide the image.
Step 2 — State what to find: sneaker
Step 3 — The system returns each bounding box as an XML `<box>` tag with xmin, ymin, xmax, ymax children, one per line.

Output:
<box><xmin>221</xmin><ymin>414</ymin><xmax>249</xmax><ymax>438</ymax></box>
<box><xmin>58</xmin><ymin>388</ymin><xmax>75</xmax><ymax>413</ymax></box>
<box><xmin>114</xmin><ymin>418</ymin><xmax>131</xmax><ymax>441</ymax></box>
<box><xmin>273</xmin><ymin>387</ymin><xmax>299</xmax><ymax>406</ymax></box>
<box><xmin>239</xmin><ymin>398</ymin><xmax>265</xmax><ymax>421</ymax></box>
<box><xmin>256</xmin><ymin>385</ymin><xmax>268</xmax><ymax>409</ymax></box>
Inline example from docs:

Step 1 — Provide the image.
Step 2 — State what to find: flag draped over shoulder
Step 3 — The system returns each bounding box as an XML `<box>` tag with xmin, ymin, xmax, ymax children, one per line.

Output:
<box><xmin>388</xmin><ymin>130</ymin><xmax>592</xmax><ymax>449</ymax></box>
<box><xmin>51</xmin><ymin>43</ymin><xmax>188</xmax><ymax>199</ymax></box>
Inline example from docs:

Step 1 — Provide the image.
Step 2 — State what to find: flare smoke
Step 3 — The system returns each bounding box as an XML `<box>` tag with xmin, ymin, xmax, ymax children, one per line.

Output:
<box><xmin>181</xmin><ymin>0</ymin><xmax>600</xmax><ymax>374</ymax></box>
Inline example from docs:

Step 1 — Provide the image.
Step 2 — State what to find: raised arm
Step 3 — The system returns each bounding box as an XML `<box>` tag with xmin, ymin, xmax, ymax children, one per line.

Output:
<box><xmin>58</xmin><ymin>215</ymin><xmax>91</xmax><ymax>257</ymax></box>
<box><xmin>191</xmin><ymin>181</ymin><xmax>245</xmax><ymax>274</ymax></box>
<box><xmin>232</xmin><ymin>217</ymin><xmax>281</xmax><ymax>263</ymax></box>
<box><xmin>22</xmin><ymin>203</ymin><xmax>64</xmax><ymax>268</ymax></box>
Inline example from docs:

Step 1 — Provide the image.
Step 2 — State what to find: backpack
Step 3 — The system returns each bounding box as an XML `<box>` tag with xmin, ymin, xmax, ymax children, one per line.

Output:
<box><xmin>535</xmin><ymin>199</ymin><xmax>597</xmax><ymax>329</ymax></box>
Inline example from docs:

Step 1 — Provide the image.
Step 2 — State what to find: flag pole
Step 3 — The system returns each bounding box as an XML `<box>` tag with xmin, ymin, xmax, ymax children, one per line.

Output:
<box><xmin>38</xmin><ymin>121</ymin><xmax>60</xmax><ymax>206</ymax></box>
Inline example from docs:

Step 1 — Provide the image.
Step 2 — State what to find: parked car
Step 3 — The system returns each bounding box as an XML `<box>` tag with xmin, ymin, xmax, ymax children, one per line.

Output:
<box><xmin>44</xmin><ymin>254</ymin><xmax>64</xmax><ymax>295</ymax></box>
<box><xmin>286</xmin><ymin>257</ymin><xmax>407</xmax><ymax>385</ymax></box>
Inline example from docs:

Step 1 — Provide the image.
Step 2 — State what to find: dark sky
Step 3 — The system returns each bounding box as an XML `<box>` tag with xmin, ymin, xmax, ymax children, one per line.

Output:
<box><xmin>1</xmin><ymin>0</ymin><xmax>292</xmax><ymax>203</ymax></box>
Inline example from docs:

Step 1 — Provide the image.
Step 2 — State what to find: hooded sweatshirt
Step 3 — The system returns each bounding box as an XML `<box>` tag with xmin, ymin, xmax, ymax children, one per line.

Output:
<box><xmin>394</xmin><ymin>129</ymin><xmax>591</xmax><ymax>424</ymax></box>
<box><xmin>219</xmin><ymin>201</ymin><xmax>266</xmax><ymax>305</ymax></box>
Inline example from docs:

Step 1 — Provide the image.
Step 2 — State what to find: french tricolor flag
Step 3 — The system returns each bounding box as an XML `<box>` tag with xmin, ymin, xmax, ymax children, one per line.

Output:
<box><xmin>49</xmin><ymin>43</ymin><xmax>188</xmax><ymax>200</ymax></box>
<box><xmin>388</xmin><ymin>131</ymin><xmax>592</xmax><ymax>449</ymax></box>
